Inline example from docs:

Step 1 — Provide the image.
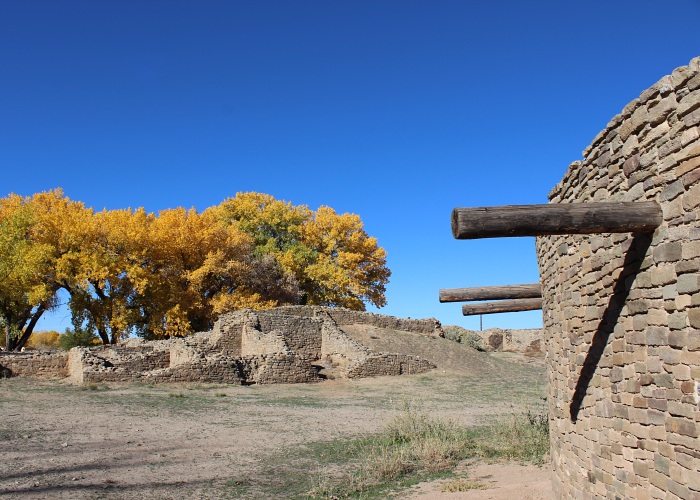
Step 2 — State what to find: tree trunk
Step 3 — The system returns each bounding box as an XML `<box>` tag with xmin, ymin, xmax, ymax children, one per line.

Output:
<box><xmin>97</xmin><ymin>326</ymin><xmax>110</xmax><ymax>345</ymax></box>
<box><xmin>13</xmin><ymin>303</ymin><xmax>47</xmax><ymax>351</ymax></box>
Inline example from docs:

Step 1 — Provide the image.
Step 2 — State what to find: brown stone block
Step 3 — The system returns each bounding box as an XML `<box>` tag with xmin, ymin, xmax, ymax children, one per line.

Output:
<box><xmin>689</xmin><ymin>308</ymin><xmax>700</xmax><ymax>329</ymax></box>
<box><xmin>648</xmin><ymin>96</ymin><xmax>677</xmax><ymax>126</ymax></box>
<box><xmin>629</xmin><ymin>407</ymin><xmax>650</xmax><ymax>424</ymax></box>
<box><xmin>677</xmin><ymin>91</ymin><xmax>700</xmax><ymax>117</ymax></box>
<box><xmin>669</xmin><ymin>401</ymin><xmax>696</xmax><ymax>419</ymax></box>
<box><xmin>649</xmin><ymin>469</ymin><xmax>669</xmax><ymax>491</ymax></box>
<box><xmin>680</xmin><ymin>350</ymin><xmax>700</xmax><ymax>364</ymax></box>
<box><xmin>683</xmin><ymin>108</ymin><xmax>700</xmax><ymax>127</ymax></box>
<box><xmin>666</xmin><ymin>417</ymin><xmax>699</xmax><ymax>437</ymax></box>
<box><xmin>667</xmin><ymin>479</ymin><xmax>693</xmax><ymax>499</ymax></box>
<box><xmin>679</xmin><ymin>275</ymin><xmax>700</xmax><ymax>295</ymax></box>
<box><xmin>649</xmin><ymin>425</ymin><xmax>667</xmax><ymax>441</ymax></box>
<box><xmin>689</xmin><ymin>72</ymin><xmax>700</xmax><ymax>91</ymax></box>
<box><xmin>647</xmin><ymin>327</ymin><xmax>669</xmax><ymax>346</ymax></box>
<box><xmin>688</xmin><ymin>468</ymin><xmax>700</xmax><ymax>491</ymax></box>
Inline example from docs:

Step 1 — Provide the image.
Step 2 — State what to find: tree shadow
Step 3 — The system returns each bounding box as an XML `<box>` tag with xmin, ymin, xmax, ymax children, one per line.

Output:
<box><xmin>569</xmin><ymin>232</ymin><xmax>653</xmax><ymax>422</ymax></box>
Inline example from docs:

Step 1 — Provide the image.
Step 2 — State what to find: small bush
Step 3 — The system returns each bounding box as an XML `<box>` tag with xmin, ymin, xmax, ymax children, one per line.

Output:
<box><xmin>442</xmin><ymin>325</ymin><xmax>484</xmax><ymax>351</ymax></box>
<box><xmin>58</xmin><ymin>327</ymin><xmax>100</xmax><ymax>350</ymax></box>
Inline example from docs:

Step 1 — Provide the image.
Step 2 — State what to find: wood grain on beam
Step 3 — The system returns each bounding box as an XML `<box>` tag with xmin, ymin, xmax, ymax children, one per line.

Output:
<box><xmin>462</xmin><ymin>298</ymin><xmax>543</xmax><ymax>316</ymax></box>
<box><xmin>440</xmin><ymin>284</ymin><xmax>541</xmax><ymax>303</ymax></box>
<box><xmin>451</xmin><ymin>202</ymin><xmax>662</xmax><ymax>239</ymax></box>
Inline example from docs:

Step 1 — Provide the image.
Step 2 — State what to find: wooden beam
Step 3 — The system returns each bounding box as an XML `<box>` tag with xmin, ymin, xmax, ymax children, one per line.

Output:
<box><xmin>462</xmin><ymin>298</ymin><xmax>543</xmax><ymax>316</ymax></box>
<box><xmin>440</xmin><ymin>283</ymin><xmax>541</xmax><ymax>303</ymax></box>
<box><xmin>451</xmin><ymin>202</ymin><xmax>662</xmax><ymax>239</ymax></box>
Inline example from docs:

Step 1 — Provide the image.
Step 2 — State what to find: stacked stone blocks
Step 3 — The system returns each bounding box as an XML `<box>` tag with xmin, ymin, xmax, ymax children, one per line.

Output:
<box><xmin>1</xmin><ymin>306</ymin><xmax>439</xmax><ymax>385</ymax></box>
<box><xmin>536</xmin><ymin>56</ymin><xmax>700</xmax><ymax>499</ymax></box>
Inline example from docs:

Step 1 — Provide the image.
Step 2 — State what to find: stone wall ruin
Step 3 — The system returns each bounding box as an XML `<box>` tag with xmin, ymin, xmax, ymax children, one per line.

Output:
<box><xmin>0</xmin><ymin>306</ymin><xmax>439</xmax><ymax>385</ymax></box>
<box><xmin>536</xmin><ymin>57</ymin><xmax>700</xmax><ymax>498</ymax></box>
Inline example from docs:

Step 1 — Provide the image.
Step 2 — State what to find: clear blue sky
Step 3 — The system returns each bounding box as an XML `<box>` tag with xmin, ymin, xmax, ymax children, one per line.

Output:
<box><xmin>2</xmin><ymin>1</ymin><xmax>699</xmax><ymax>333</ymax></box>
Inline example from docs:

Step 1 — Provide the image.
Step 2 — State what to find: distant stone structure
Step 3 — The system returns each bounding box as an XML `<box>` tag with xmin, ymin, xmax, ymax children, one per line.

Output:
<box><xmin>0</xmin><ymin>307</ymin><xmax>440</xmax><ymax>384</ymax></box>
<box><xmin>475</xmin><ymin>328</ymin><xmax>543</xmax><ymax>355</ymax></box>
<box><xmin>536</xmin><ymin>57</ymin><xmax>700</xmax><ymax>498</ymax></box>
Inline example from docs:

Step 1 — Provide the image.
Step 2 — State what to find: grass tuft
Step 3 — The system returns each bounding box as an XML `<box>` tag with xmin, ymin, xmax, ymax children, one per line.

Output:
<box><xmin>475</xmin><ymin>409</ymin><xmax>549</xmax><ymax>464</ymax></box>
<box><xmin>440</xmin><ymin>478</ymin><xmax>488</xmax><ymax>492</ymax></box>
<box><xmin>304</xmin><ymin>401</ymin><xmax>548</xmax><ymax>498</ymax></box>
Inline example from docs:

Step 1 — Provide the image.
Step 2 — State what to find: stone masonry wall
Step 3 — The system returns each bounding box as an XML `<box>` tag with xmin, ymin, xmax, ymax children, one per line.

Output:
<box><xmin>4</xmin><ymin>307</ymin><xmax>435</xmax><ymax>385</ymax></box>
<box><xmin>273</xmin><ymin>305</ymin><xmax>444</xmax><ymax>336</ymax></box>
<box><xmin>0</xmin><ymin>351</ymin><xmax>69</xmax><ymax>379</ymax></box>
<box><xmin>252</xmin><ymin>314</ymin><xmax>323</xmax><ymax>359</ymax></box>
<box><xmin>475</xmin><ymin>328</ymin><xmax>543</xmax><ymax>355</ymax></box>
<box><xmin>535</xmin><ymin>57</ymin><xmax>700</xmax><ymax>499</ymax></box>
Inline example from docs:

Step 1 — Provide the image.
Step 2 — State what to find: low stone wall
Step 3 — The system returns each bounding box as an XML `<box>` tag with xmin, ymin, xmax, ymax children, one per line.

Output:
<box><xmin>476</xmin><ymin>328</ymin><xmax>543</xmax><ymax>355</ymax></box>
<box><xmin>273</xmin><ymin>305</ymin><xmax>444</xmax><ymax>336</ymax></box>
<box><xmin>347</xmin><ymin>354</ymin><xmax>436</xmax><ymax>378</ymax></box>
<box><xmin>3</xmin><ymin>307</ymin><xmax>436</xmax><ymax>385</ymax></box>
<box><xmin>0</xmin><ymin>351</ymin><xmax>69</xmax><ymax>379</ymax></box>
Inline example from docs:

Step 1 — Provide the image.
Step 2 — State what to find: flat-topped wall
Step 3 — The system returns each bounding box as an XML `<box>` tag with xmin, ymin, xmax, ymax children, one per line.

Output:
<box><xmin>536</xmin><ymin>57</ymin><xmax>700</xmax><ymax>499</ymax></box>
<box><xmin>273</xmin><ymin>305</ymin><xmax>444</xmax><ymax>336</ymax></box>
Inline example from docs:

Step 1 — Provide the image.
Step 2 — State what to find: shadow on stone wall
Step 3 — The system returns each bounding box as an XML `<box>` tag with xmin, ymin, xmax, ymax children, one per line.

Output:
<box><xmin>569</xmin><ymin>233</ymin><xmax>653</xmax><ymax>421</ymax></box>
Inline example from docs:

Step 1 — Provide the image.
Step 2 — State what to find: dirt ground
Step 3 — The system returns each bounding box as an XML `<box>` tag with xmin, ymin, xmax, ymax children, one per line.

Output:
<box><xmin>0</xmin><ymin>334</ymin><xmax>549</xmax><ymax>499</ymax></box>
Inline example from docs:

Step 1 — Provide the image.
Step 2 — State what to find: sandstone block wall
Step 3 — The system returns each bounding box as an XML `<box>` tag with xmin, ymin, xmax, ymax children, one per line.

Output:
<box><xmin>475</xmin><ymin>328</ymin><xmax>543</xmax><ymax>355</ymax></box>
<box><xmin>347</xmin><ymin>354</ymin><xmax>435</xmax><ymax>378</ymax></box>
<box><xmin>252</xmin><ymin>314</ymin><xmax>323</xmax><ymax>359</ymax></box>
<box><xmin>536</xmin><ymin>57</ymin><xmax>700</xmax><ymax>499</ymax></box>
<box><xmin>273</xmin><ymin>305</ymin><xmax>444</xmax><ymax>336</ymax></box>
<box><xmin>1</xmin><ymin>307</ymin><xmax>436</xmax><ymax>385</ymax></box>
<box><xmin>0</xmin><ymin>351</ymin><xmax>69</xmax><ymax>379</ymax></box>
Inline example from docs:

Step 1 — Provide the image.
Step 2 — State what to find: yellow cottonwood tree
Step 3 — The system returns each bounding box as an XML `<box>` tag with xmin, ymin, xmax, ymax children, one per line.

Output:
<box><xmin>0</xmin><ymin>193</ymin><xmax>59</xmax><ymax>351</ymax></box>
<box><xmin>54</xmin><ymin>207</ymin><xmax>152</xmax><ymax>344</ymax></box>
<box><xmin>1</xmin><ymin>189</ymin><xmax>390</xmax><ymax>346</ymax></box>
<box><xmin>301</xmin><ymin>206</ymin><xmax>389</xmax><ymax>309</ymax></box>
<box><xmin>139</xmin><ymin>207</ymin><xmax>257</xmax><ymax>337</ymax></box>
<box><xmin>210</xmin><ymin>192</ymin><xmax>390</xmax><ymax>310</ymax></box>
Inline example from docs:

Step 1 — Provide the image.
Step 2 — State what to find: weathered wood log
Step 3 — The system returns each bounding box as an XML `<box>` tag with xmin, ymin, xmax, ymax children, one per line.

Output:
<box><xmin>440</xmin><ymin>284</ymin><xmax>541</xmax><ymax>303</ymax></box>
<box><xmin>462</xmin><ymin>298</ymin><xmax>543</xmax><ymax>316</ymax></box>
<box><xmin>451</xmin><ymin>202</ymin><xmax>662</xmax><ymax>239</ymax></box>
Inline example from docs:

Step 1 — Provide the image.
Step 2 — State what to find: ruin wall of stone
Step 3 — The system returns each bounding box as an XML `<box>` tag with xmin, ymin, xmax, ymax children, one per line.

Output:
<box><xmin>535</xmin><ymin>56</ymin><xmax>700</xmax><ymax>499</ymax></box>
<box><xmin>0</xmin><ymin>351</ymin><xmax>69</xmax><ymax>379</ymax></box>
<box><xmin>1</xmin><ymin>307</ymin><xmax>435</xmax><ymax>385</ymax></box>
<box><xmin>272</xmin><ymin>305</ymin><xmax>444</xmax><ymax>336</ymax></box>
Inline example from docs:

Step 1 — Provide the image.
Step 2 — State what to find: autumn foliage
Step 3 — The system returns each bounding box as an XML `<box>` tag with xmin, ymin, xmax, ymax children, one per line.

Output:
<box><xmin>0</xmin><ymin>190</ymin><xmax>390</xmax><ymax>350</ymax></box>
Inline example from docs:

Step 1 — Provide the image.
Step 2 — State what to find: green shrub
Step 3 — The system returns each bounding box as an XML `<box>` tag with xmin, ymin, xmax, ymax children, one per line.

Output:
<box><xmin>58</xmin><ymin>327</ymin><xmax>100</xmax><ymax>350</ymax></box>
<box><xmin>442</xmin><ymin>325</ymin><xmax>484</xmax><ymax>351</ymax></box>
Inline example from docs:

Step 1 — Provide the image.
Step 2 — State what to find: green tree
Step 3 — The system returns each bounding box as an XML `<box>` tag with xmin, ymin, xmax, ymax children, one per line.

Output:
<box><xmin>58</xmin><ymin>326</ymin><xmax>100</xmax><ymax>350</ymax></box>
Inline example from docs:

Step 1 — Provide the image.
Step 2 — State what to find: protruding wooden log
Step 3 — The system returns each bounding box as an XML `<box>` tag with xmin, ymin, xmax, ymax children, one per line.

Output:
<box><xmin>451</xmin><ymin>202</ymin><xmax>662</xmax><ymax>239</ymax></box>
<box><xmin>462</xmin><ymin>298</ymin><xmax>543</xmax><ymax>316</ymax></box>
<box><xmin>440</xmin><ymin>284</ymin><xmax>541</xmax><ymax>303</ymax></box>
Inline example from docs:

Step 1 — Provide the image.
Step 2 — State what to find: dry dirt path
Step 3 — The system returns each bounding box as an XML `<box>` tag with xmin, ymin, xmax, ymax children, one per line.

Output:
<box><xmin>1</xmin><ymin>349</ymin><xmax>546</xmax><ymax>499</ymax></box>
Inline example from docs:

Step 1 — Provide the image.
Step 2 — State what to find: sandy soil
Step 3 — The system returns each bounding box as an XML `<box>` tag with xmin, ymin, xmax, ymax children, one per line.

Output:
<box><xmin>0</xmin><ymin>333</ymin><xmax>548</xmax><ymax>499</ymax></box>
<box><xmin>403</xmin><ymin>461</ymin><xmax>552</xmax><ymax>499</ymax></box>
